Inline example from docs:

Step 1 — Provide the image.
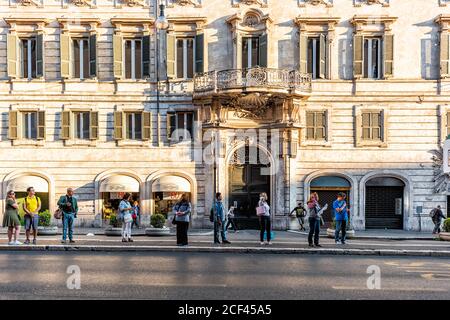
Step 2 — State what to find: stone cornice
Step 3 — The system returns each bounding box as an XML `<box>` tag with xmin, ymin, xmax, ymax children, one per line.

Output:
<box><xmin>351</xmin><ymin>15</ymin><xmax>397</xmax><ymax>33</ymax></box>
<box><xmin>295</xmin><ymin>16</ymin><xmax>340</xmax><ymax>31</ymax></box>
<box><xmin>57</xmin><ymin>17</ymin><xmax>101</xmax><ymax>32</ymax></box>
<box><xmin>4</xmin><ymin>17</ymin><xmax>50</xmax><ymax>26</ymax></box>
<box><xmin>110</xmin><ymin>17</ymin><xmax>155</xmax><ymax>28</ymax></box>
<box><xmin>435</xmin><ymin>14</ymin><xmax>450</xmax><ymax>32</ymax></box>
<box><xmin>167</xmin><ymin>16</ymin><xmax>208</xmax><ymax>29</ymax></box>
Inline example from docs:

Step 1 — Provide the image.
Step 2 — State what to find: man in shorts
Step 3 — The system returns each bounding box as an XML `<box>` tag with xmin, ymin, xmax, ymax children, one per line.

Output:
<box><xmin>23</xmin><ymin>186</ymin><xmax>41</xmax><ymax>245</ymax></box>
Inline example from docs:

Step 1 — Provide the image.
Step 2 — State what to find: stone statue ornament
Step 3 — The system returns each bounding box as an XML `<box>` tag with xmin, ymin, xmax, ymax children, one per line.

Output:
<box><xmin>430</xmin><ymin>147</ymin><xmax>450</xmax><ymax>193</ymax></box>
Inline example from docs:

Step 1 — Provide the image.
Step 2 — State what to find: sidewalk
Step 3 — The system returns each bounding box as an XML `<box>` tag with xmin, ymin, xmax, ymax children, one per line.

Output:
<box><xmin>0</xmin><ymin>229</ymin><xmax>449</xmax><ymax>257</ymax></box>
<box><xmin>288</xmin><ymin>229</ymin><xmax>435</xmax><ymax>240</ymax></box>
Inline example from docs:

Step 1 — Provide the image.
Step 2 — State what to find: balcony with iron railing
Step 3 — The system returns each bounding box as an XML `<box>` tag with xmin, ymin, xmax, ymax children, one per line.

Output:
<box><xmin>193</xmin><ymin>67</ymin><xmax>312</xmax><ymax>98</ymax></box>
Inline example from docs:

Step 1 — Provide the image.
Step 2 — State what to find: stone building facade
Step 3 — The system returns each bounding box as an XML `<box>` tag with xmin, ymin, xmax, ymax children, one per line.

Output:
<box><xmin>0</xmin><ymin>0</ymin><xmax>449</xmax><ymax>231</ymax></box>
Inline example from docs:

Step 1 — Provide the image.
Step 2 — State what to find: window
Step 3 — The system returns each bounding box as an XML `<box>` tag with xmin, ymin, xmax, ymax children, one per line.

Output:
<box><xmin>167</xmin><ymin>112</ymin><xmax>194</xmax><ymax>143</ymax></box>
<box><xmin>242</xmin><ymin>37</ymin><xmax>260</xmax><ymax>69</ymax></box>
<box><xmin>446</xmin><ymin>112</ymin><xmax>450</xmax><ymax>138</ymax></box>
<box><xmin>176</xmin><ymin>38</ymin><xmax>194</xmax><ymax>79</ymax></box>
<box><xmin>19</xmin><ymin>38</ymin><xmax>37</xmax><ymax>79</ymax></box>
<box><xmin>73</xmin><ymin>38</ymin><xmax>90</xmax><ymax>79</ymax></box>
<box><xmin>363</xmin><ymin>38</ymin><xmax>382</xmax><ymax>79</ymax></box>
<box><xmin>22</xmin><ymin>112</ymin><xmax>37</xmax><ymax>139</ymax></box>
<box><xmin>124</xmin><ymin>39</ymin><xmax>143</xmax><ymax>80</ymax></box>
<box><xmin>125</xmin><ymin>112</ymin><xmax>142</xmax><ymax>140</ymax></box>
<box><xmin>361</xmin><ymin>112</ymin><xmax>382</xmax><ymax>141</ymax></box>
<box><xmin>307</xmin><ymin>37</ymin><xmax>323</xmax><ymax>80</ymax></box>
<box><xmin>74</xmin><ymin>112</ymin><xmax>90</xmax><ymax>140</ymax></box>
<box><xmin>306</xmin><ymin>111</ymin><xmax>326</xmax><ymax>140</ymax></box>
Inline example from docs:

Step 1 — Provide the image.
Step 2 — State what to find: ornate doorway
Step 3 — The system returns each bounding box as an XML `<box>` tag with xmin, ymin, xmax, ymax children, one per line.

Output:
<box><xmin>228</xmin><ymin>146</ymin><xmax>271</xmax><ymax>229</ymax></box>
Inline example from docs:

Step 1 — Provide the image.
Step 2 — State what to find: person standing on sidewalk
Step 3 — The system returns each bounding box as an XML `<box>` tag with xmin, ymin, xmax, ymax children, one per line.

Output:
<box><xmin>173</xmin><ymin>194</ymin><xmax>191</xmax><ymax>246</ymax></box>
<box><xmin>131</xmin><ymin>200</ymin><xmax>140</xmax><ymax>229</ymax></box>
<box><xmin>290</xmin><ymin>202</ymin><xmax>306</xmax><ymax>231</ymax></box>
<box><xmin>213</xmin><ymin>193</ymin><xmax>231</xmax><ymax>244</ymax></box>
<box><xmin>119</xmin><ymin>193</ymin><xmax>134</xmax><ymax>243</ymax></box>
<box><xmin>307</xmin><ymin>193</ymin><xmax>322</xmax><ymax>248</ymax></box>
<box><xmin>257</xmin><ymin>192</ymin><xmax>272</xmax><ymax>245</ymax></box>
<box><xmin>3</xmin><ymin>190</ymin><xmax>22</xmax><ymax>245</ymax></box>
<box><xmin>23</xmin><ymin>187</ymin><xmax>41</xmax><ymax>245</ymax></box>
<box><xmin>225</xmin><ymin>205</ymin><xmax>238</xmax><ymax>233</ymax></box>
<box><xmin>333</xmin><ymin>192</ymin><xmax>348</xmax><ymax>245</ymax></box>
<box><xmin>430</xmin><ymin>205</ymin><xmax>446</xmax><ymax>234</ymax></box>
<box><xmin>57</xmin><ymin>188</ymin><xmax>78</xmax><ymax>244</ymax></box>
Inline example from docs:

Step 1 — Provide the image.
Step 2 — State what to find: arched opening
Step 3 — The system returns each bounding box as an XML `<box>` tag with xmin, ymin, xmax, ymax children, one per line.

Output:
<box><xmin>228</xmin><ymin>145</ymin><xmax>272</xmax><ymax>229</ymax></box>
<box><xmin>6</xmin><ymin>175</ymin><xmax>50</xmax><ymax>220</ymax></box>
<box><xmin>151</xmin><ymin>175</ymin><xmax>191</xmax><ymax>219</ymax></box>
<box><xmin>365</xmin><ymin>176</ymin><xmax>405</xmax><ymax>229</ymax></box>
<box><xmin>310</xmin><ymin>176</ymin><xmax>351</xmax><ymax>227</ymax></box>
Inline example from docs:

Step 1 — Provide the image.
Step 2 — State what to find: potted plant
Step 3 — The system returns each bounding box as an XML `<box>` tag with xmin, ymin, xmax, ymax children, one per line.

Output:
<box><xmin>105</xmin><ymin>214</ymin><xmax>123</xmax><ymax>236</ymax></box>
<box><xmin>145</xmin><ymin>213</ymin><xmax>170</xmax><ymax>236</ymax></box>
<box><xmin>439</xmin><ymin>218</ymin><xmax>450</xmax><ymax>241</ymax></box>
<box><xmin>37</xmin><ymin>210</ymin><xmax>58</xmax><ymax>236</ymax></box>
<box><xmin>326</xmin><ymin>217</ymin><xmax>355</xmax><ymax>239</ymax></box>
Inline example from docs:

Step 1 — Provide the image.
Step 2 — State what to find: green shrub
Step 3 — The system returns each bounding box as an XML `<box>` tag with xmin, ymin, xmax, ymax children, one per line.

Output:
<box><xmin>151</xmin><ymin>214</ymin><xmax>166</xmax><ymax>228</ymax></box>
<box><xmin>38</xmin><ymin>210</ymin><xmax>52</xmax><ymax>227</ymax></box>
<box><xmin>443</xmin><ymin>218</ymin><xmax>450</xmax><ymax>233</ymax></box>
<box><xmin>109</xmin><ymin>214</ymin><xmax>122</xmax><ymax>228</ymax></box>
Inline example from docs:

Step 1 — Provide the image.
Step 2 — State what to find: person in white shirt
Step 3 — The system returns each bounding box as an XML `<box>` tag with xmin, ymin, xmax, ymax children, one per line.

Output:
<box><xmin>225</xmin><ymin>206</ymin><xmax>238</xmax><ymax>233</ymax></box>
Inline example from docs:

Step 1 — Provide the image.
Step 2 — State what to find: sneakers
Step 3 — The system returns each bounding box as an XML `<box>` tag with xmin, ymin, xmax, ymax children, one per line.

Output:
<box><xmin>13</xmin><ymin>240</ymin><xmax>22</xmax><ymax>245</ymax></box>
<box><xmin>222</xmin><ymin>240</ymin><xmax>231</xmax><ymax>244</ymax></box>
<box><xmin>308</xmin><ymin>243</ymin><xmax>314</xmax><ymax>247</ymax></box>
<box><xmin>335</xmin><ymin>240</ymin><xmax>341</xmax><ymax>245</ymax></box>
<box><xmin>261</xmin><ymin>242</ymin><xmax>265</xmax><ymax>245</ymax></box>
<box><xmin>8</xmin><ymin>241</ymin><xmax>14</xmax><ymax>245</ymax></box>
<box><xmin>315</xmin><ymin>244</ymin><xmax>322</xmax><ymax>247</ymax></box>
<box><xmin>69</xmin><ymin>240</ymin><xmax>76</xmax><ymax>244</ymax></box>
<box><xmin>24</xmin><ymin>239</ymin><xmax>30</xmax><ymax>245</ymax></box>
<box><xmin>128</xmin><ymin>238</ymin><xmax>134</xmax><ymax>243</ymax></box>
<box><xmin>61</xmin><ymin>240</ymin><xmax>67</xmax><ymax>244</ymax></box>
<box><xmin>32</xmin><ymin>239</ymin><xmax>37</xmax><ymax>245</ymax></box>
<box><xmin>267</xmin><ymin>241</ymin><xmax>273</xmax><ymax>245</ymax></box>
<box><xmin>122</xmin><ymin>238</ymin><xmax>128</xmax><ymax>242</ymax></box>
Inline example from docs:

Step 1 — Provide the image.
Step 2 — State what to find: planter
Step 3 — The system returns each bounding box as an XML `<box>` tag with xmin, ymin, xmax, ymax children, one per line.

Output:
<box><xmin>326</xmin><ymin>228</ymin><xmax>355</xmax><ymax>239</ymax></box>
<box><xmin>37</xmin><ymin>226</ymin><xmax>58</xmax><ymax>236</ymax></box>
<box><xmin>105</xmin><ymin>227</ymin><xmax>123</xmax><ymax>237</ymax></box>
<box><xmin>145</xmin><ymin>226</ymin><xmax>171</xmax><ymax>237</ymax></box>
<box><xmin>439</xmin><ymin>232</ymin><xmax>450</xmax><ymax>241</ymax></box>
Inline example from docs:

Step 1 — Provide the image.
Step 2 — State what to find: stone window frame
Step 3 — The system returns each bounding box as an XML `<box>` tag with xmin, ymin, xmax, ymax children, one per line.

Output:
<box><xmin>165</xmin><ymin>16</ymin><xmax>208</xmax><ymax>80</ymax></box>
<box><xmin>295</xmin><ymin>17</ymin><xmax>340</xmax><ymax>80</ymax></box>
<box><xmin>350</xmin><ymin>15</ymin><xmax>397</xmax><ymax>80</ymax></box>
<box><xmin>111</xmin><ymin>18</ymin><xmax>155</xmax><ymax>82</ymax></box>
<box><xmin>9</xmin><ymin>104</ymin><xmax>46</xmax><ymax>146</ymax></box>
<box><xmin>435</xmin><ymin>15</ymin><xmax>450</xmax><ymax>79</ymax></box>
<box><xmin>113</xmin><ymin>104</ymin><xmax>152</xmax><ymax>147</ymax></box>
<box><xmin>439</xmin><ymin>104</ymin><xmax>450</xmax><ymax>144</ymax></box>
<box><xmin>61</xmin><ymin>105</ymin><xmax>99</xmax><ymax>147</ymax></box>
<box><xmin>57</xmin><ymin>18</ymin><xmax>101</xmax><ymax>81</ymax></box>
<box><xmin>354</xmin><ymin>105</ymin><xmax>389</xmax><ymax>148</ymax></box>
<box><xmin>166</xmin><ymin>109</ymin><xmax>198</xmax><ymax>146</ymax></box>
<box><xmin>300</xmin><ymin>105</ymin><xmax>332</xmax><ymax>147</ymax></box>
<box><xmin>4</xmin><ymin>17</ymin><xmax>50</xmax><ymax>81</ymax></box>
<box><xmin>226</xmin><ymin>8</ymin><xmax>272</xmax><ymax>69</ymax></box>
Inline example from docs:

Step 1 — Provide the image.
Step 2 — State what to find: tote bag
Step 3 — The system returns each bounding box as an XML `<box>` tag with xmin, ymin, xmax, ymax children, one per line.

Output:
<box><xmin>256</xmin><ymin>206</ymin><xmax>266</xmax><ymax>216</ymax></box>
<box><xmin>123</xmin><ymin>213</ymin><xmax>133</xmax><ymax>224</ymax></box>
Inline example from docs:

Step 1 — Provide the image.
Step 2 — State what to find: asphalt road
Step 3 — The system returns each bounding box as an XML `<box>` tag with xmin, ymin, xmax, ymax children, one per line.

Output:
<box><xmin>0</xmin><ymin>252</ymin><xmax>449</xmax><ymax>300</ymax></box>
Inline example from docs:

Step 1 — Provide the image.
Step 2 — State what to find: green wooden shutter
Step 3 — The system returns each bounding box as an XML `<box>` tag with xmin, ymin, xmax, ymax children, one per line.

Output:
<box><xmin>383</xmin><ymin>34</ymin><xmax>394</xmax><ymax>79</ymax></box>
<box><xmin>362</xmin><ymin>112</ymin><xmax>370</xmax><ymax>140</ymax></box>
<box><xmin>353</xmin><ymin>34</ymin><xmax>364</xmax><ymax>79</ymax></box>
<box><xmin>306</xmin><ymin>112</ymin><xmax>314</xmax><ymax>139</ymax></box>
<box><xmin>319</xmin><ymin>33</ymin><xmax>326</xmax><ymax>79</ymax></box>
<box><xmin>195</xmin><ymin>32</ymin><xmax>204</xmax><ymax>73</ymax></box>
<box><xmin>36</xmin><ymin>33</ymin><xmax>44</xmax><ymax>78</ymax></box>
<box><xmin>61</xmin><ymin>110</ymin><xmax>71</xmax><ymax>140</ymax></box>
<box><xmin>372</xmin><ymin>112</ymin><xmax>381</xmax><ymax>140</ymax></box>
<box><xmin>299</xmin><ymin>33</ymin><xmax>308</xmax><ymax>74</ymax></box>
<box><xmin>7</xmin><ymin>33</ymin><xmax>18</xmax><ymax>78</ymax></box>
<box><xmin>89</xmin><ymin>33</ymin><xmax>97</xmax><ymax>78</ymax></box>
<box><xmin>142</xmin><ymin>111</ymin><xmax>152</xmax><ymax>141</ymax></box>
<box><xmin>142</xmin><ymin>35</ymin><xmax>150</xmax><ymax>78</ymax></box>
<box><xmin>259</xmin><ymin>33</ymin><xmax>268</xmax><ymax>68</ymax></box>
<box><xmin>114</xmin><ymin>111</ymin><xmax>123</xmax><ymax>140</ymax></box>
<box><xmin>113</xmin><ymin>34</ymin><xmax>123</xmax><ymax>79</ymax></box>
<box><xmin>89</xmin><ymin>111</ymin><xmax>99</xmax><ymax>140</ymax></box>
<box><xmin>316</xmin><ymin>112</ymin><xmax>325</xmax><ymax>139</ymax></box>
<box><xmin>8</xmin><ymin>110</ymin><xmax>18</xmax><ymax>140</ymax></box>
<box><xmin>60</xmin><ymin>32</ymin><xmax>70</xmax><ymax>78</ymax></box>
<box><xmin>37</xmin><ymin>111</ymin><xmax>46</xmax><ymax>140</ymax></box>
<box><xmin>236</xmin><ymin>34</ymin><xmax>243</xmax><ymax>69</ymax></box>
<box><xmin>441</xmin><ymin>32</ymin><xmax>450</xmax><ymax>79</ymax></box>
<box><xmin>167</xmin><ymin>34</ymin><xmax>176</xmax><ymax>79</ymax></box>
<box><xmin>167</xmin><ymin>112</ymin><xmax>175</xmax><ymax>142</ymax></box>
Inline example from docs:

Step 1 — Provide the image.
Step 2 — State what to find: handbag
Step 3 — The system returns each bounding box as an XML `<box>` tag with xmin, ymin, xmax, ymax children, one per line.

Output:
<box><xmin>256</xmin><ymin>206</ymin><xmax>266</xmax><ymax>216</ymax></box>
<box><xmin>172</xmin><ymin>215</ymin><xmax>178</xmax><ymax>225</ymax></box>
<box><xmin>54</xmin><ymin>208</ymin><xmax>62</xmax><ymax>220</ymax></box>
<box><xmin>124</xmin><ymin>213</ymin><xmax>133</xmax><ymax>224</ymax></box>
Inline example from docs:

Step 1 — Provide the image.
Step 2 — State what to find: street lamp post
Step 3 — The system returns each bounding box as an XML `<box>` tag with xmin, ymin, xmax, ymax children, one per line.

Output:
<box><xmin>155</xmin><ymin>1</ymin><xmax>169</xmax><ymax>146</ymax></box>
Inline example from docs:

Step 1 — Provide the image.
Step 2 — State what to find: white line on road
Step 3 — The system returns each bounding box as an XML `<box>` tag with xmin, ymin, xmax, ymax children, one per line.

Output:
<box><xmin>332</xmin><ymin>286</ymin><xmax>448</xmax><ymax>292</ymax></box>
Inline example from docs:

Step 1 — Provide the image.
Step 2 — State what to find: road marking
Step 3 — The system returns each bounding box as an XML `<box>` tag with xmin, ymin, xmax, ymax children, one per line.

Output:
<box><xmin>421</xmin><ymin>273</ymin><xmax>450</xmax><ymax>280</ymax></box>
<box><xmin>332</xmin><ymin>286</ymin><xmax>448</xmax><ymax>292</ymax></box>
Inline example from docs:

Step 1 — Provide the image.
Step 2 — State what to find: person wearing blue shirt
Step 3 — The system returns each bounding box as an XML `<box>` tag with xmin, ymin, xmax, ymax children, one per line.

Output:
<box><xmin>333</xmin><ymin>192</ymin><xmax>348</xmax><ymax>245</ymax></box>
<box><xmin>213</xmin><ymin>192</ymin><xmax>231</xmax><ymax>244</ymax></box>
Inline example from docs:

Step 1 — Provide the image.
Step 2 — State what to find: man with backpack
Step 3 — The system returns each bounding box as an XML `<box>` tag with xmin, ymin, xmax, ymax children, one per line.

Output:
<box><xmin>430</xmin><ymin>205</ymin><xmax>446</xmax><ymax>234</ymax></box>
<box><xmin>57</xmin><ymin>188</ymin><xmax>78</xmax><ymax>244</ymax></box>
<box><xmin>23</xmin><ymin>186</ymin><xmax>41</xmax><ymax>245</ymax></box>
<box><xmin>290</xmin><ymin>202</ymin><xmax>306</xmax><ymax>231</ymax></box>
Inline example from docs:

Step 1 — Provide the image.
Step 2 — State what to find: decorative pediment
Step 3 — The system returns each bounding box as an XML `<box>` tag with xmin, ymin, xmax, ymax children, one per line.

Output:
<box><xmin>232</xmin><ymin>0</ymin><xmax>268</xmax><ymax>8</ymax></box>
<box><xmin>298</xmin><ymin>0</ymin><xmax>333</xmax><ymax>7</ymax></box>
<box><xmin>165</xmin><ymin>0</ymin><xmax>202</xmax><ymax>8</ymax></box>
<box><xmin>10</xmin><ymin>0</ymin><xmax>43</xmax><ymax>7</ymax></box>
<box><xmin>351</xmin><ymin>15</ymin><xmax>397</xmax><ymax>33</ymax></box>
<box><xmin>440</xmin><ymin>0</ymin><xmax>450</xmax><ymax>7</ymax></box>
<box><xmin>227</xmin><ymin>8</ymin><xmax>273</xmax><ymax>32</ymax></box>
<box><xmin>354</xmin><ymin>0</ymin><xmax>389</xmax><ymax>7</ymax></box>
<box><xmin>62</xmin><ymin>0</ymin><xmax>97</xmax><ymax>8</ymax></box>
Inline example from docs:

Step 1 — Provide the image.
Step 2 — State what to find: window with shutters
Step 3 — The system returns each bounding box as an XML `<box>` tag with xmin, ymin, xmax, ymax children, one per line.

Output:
<box><xmin>61</xmin><ymin>108</ymin><xmax>99</xmax><ymax>145</ymax></box>
<box><xmin>125</xmin><ymin>112</ymin><xmax>143</xmax><ymax>140</ymax></box>
<box><xmin>361</xmin><ymin>112</ymin><xmax>382</xmax><ymax>141</ymax></box>
<box><xmin>124</xmin><ymin>39</ymin><xmax>143</xmax><ymax>80</ymax></box>
<box><xmin>306</xmin><ymin>111</ymin><xmax>326</xmax><ymax>140</ymax></box>
<box><xmin>113</xmin><ymin>108</ymin><xmax>152</xmax><ymax>145</ymax></box>
<box><xmin>8</xmin><ymin>107</ymin><xmax>46</xmax><ymax>145</ymax></box>
<box><xmin>19</xmin><ymin>38</ymin><xmax>37</xmax><ymax>79</ymax></box>
<box><xmin>176</xmin><ymin>38</ymin><xmax>195</xmax><ymax>79</ymax></box>
<box><xmin>73</xmin><ymin>38</ymin><xmax>90</xmax><ymax>80</ymax></box>
<box><xmin>167</xmin><ymin>111</ymin><xmax>194</xmax><ymax>143</ymax></box>
<box><xmin>355</xmin><ymin>106</ymin><xmax>388</xmax><ymax>148</ymax></box>
<box><xmin>307</xmin><ymin>37</ymin><xmax>325</xmax><ymax>80</ymax></box>
<box><xmin>242</xmin><ymin>37</ymin><xmax>260</xmax><ymax>69</ymax></box>
<box><xmin>363</xmin><ymin>38</ymin><xmax>382</xmax><ymax>79</ymax></box>
<box><xmin>23</xmin><ymin>112</ymin><xmax>38</xmax><ymax>139</ymax></box>
<box><xmin>74</xmin><ymin>112</ymin><xmax>90</xmax><ymax>140</ymax></box>
<box><xmin>436</xmin><ymin>15</ymin><xmax>450</xmax><ymax>79</ymax></box>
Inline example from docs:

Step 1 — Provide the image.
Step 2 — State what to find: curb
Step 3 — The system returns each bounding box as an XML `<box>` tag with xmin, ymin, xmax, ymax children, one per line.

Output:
<box><xmin>286</xmin><ymin>230</ymin><xmax>436</xmax><ymax>241</ymax></box>
<box><xmin>0</xmin><ymin>245</ymin><xmax>449</xmax><ymax>257</ymax></box>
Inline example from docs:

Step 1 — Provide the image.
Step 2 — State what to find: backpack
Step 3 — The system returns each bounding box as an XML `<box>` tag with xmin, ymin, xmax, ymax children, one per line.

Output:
<box><xmin>429</xmin><ymin>209</ymin><xmax>437</xmax><ymax>218</ymax></box>
<box><xmin>209</xmin><ymin>207</ymin><xmax>215</xmax><ymax>223</ymax></box>
<box><xmin>295</xmin><ymin>207</ymin><xmax>306</xmax><ymax>218</ymax></box>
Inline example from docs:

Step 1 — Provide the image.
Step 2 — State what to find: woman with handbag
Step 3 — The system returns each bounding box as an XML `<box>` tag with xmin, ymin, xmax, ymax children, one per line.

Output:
<box><xmin>3</xmin><ymin>190</ymin><xmax>22</xmax><ymax>245</ymax></box>
<box><xmin>119</xmin><ymin>193</ymin><xmax>134</xmax><ymax>242</ymax></box>
<box><xmin>173</xmin><ymin>194</ymin><xmax>191</xmax><ymax>246</ymax></box>
<box><xmin>257</xmin><ymin>192</ymin><xmax>272</xmax><ymax>245</ymax></box>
